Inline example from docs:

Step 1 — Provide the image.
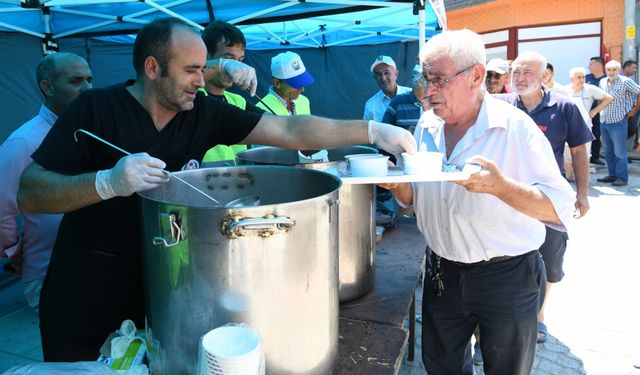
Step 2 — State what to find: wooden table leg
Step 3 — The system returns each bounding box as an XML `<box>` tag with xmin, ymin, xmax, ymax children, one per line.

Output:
<box><xmin>408</xmin><ymin>292</ymin><xmax>416</xmax><ymax>362</ymax></box>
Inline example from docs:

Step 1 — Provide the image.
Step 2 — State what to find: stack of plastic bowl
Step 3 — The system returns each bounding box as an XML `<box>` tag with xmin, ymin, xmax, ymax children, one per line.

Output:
<box><xmin>198</xmin><ymin>325</ymin><xmax>264</xmax><ymax>375</ymax></box>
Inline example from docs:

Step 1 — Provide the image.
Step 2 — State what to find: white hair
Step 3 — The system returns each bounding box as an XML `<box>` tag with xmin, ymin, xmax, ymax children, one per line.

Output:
<box><xmin>512</xmin><ymin>51</ymin><xmax>547</xmax><ymax>78</ymax></box>
<box><xmin>569</xmin><ymin>66</ymin><xmax>586</xmax><ymax>79</ymax></box>
<box><xmin>605</xmin><ymin>60</ymin><xmax>621</xmax><ymax>70</ymax></box>
<box><xmin>419</xmin><ymin>29</ymin><xmax>486</xmax><ymax>71</ymax></box>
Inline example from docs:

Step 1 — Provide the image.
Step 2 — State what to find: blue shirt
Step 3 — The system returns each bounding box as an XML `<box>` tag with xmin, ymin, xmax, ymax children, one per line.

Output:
<box><xmin>585</xmin><ymin>73</ymin><xmax>605</xmax><ymax>86</ymax></box>
<box><xmin>497</xmin><ymin>90</ymin><xmax>594</xmax><ymax>174</ymax></box>
<box><xmin>381</xmin><ymin>91</ymin><xmax>424</xmax><ymax>131</ymax></box>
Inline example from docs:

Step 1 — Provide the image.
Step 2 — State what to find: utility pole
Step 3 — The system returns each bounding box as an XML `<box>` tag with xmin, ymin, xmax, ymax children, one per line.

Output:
<box><xmin>623</xmin><ymin>0</ymin><xmax>636</xmax><ymax>64</ymax></box>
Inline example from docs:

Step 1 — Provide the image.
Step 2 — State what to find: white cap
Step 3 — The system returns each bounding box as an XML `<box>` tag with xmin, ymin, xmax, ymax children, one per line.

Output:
<box><xmin>486</xmin><ymin>58</ymin><xmax>509</xmax><ymax>75</ymax></box>
<box><xmin>270</xmin><ymin>51</ymin><xmax>314</xmax><ymax>89</ymax></box>
<box><xmin>370</xmin><ymin>55</ymin><xmax>397</xmax><ymax>73</ymax></box>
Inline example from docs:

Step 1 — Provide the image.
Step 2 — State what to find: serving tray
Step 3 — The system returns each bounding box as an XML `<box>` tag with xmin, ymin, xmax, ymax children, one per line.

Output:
<box><xmin>325</xmin><ymin>165</ymin><xmax>474</xmax><ymax>185</ymax></box>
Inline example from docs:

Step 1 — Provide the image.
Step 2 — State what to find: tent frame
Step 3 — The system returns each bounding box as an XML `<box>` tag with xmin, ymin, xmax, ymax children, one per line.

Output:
<box><xmin>0</xmin><ymin>0</ymin><xmax>431</xmax><ymax>52</ymax></box>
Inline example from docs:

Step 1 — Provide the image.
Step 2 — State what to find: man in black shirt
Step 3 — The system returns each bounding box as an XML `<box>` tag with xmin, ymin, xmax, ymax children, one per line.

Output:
<box><xmin>18</xmin><ymin>17</ymin><xmax>415</xmax><ymax>361</ymax></box>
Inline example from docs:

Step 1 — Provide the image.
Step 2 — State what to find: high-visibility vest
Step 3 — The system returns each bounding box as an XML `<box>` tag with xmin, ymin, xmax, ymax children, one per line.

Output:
<box><xmin>202</xmin><ymin>90</ymin><xmax>249</xmax><ymax>164</ymax></box>
<box><xmin>256</xmin><ymin>93</ymin><xmax>311</xmax><ymax>116</ymax></box>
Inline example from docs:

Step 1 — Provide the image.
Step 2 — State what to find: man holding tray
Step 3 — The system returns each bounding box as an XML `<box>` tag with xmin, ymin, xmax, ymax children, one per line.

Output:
<box><xmin>381</xmin><ymin>29</ymin><xmax>575</xmax><ymax>375</ymax></box>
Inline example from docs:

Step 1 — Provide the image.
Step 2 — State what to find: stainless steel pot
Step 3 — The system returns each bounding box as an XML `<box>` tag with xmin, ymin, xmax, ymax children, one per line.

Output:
<box><xmin>138</xmin><ymin>166</ymin><xmax>341</xmax><ymax>375</ymax></box>
<box><xmin>236</xmin><ymin>146</ymin><xmax>377</xmax><ymax>302</ymax></box>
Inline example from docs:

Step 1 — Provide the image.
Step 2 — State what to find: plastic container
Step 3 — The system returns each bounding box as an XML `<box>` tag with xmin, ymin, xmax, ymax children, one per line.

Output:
<box><xmin>347</xmin><ymin>154</ymin><xmax>389</xmax><ymax>177</ymax></box>
<box><xmin>401</xmin><ymin>152</ymin><xmax>443</xmax><ymax>175</ymax></box>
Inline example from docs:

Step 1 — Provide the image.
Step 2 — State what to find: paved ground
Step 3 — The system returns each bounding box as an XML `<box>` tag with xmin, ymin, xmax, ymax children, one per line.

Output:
<box><xmin>1</xmin><ymin>157</ymin><xmax>639</xmax><ymax>374</ymax></box>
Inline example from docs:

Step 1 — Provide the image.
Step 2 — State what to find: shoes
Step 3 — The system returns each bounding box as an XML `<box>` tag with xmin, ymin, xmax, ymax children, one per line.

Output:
<box><xmin>612</xmin><ymin>179</ymin><xmax>627</xmax><ymax>186</ymax></box>
<box><xmin>590</xmin><ymin>158</ymin><xmax>605</xmax><ymax>166</ymax></box>
<box><xmin>597</xmin><ymin>176</ymin><xmax>615</xmax><ymax>183</ymax></box>
<box><xmin>472</xmin><ymin>341</ymin><xmax>483</xmax><ymax>365</ymax></box>
<box><xmin>537</xmin><ymin>321</ymin><xmax>548</xmax><ymax>343</ymax></box>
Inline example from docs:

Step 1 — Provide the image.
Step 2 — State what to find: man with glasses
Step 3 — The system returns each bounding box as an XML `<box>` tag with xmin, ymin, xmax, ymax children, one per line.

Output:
<box><xmin>256</xmin><ymin>51</ymin><xmax>313</xmax><ymax>116</ymax></box>
<box><xmin>363</xmin><ymin>55</ymin><xmax>411</xmax><ymax>121</ymax></box>
<box><xmin>498</xmin><ymin>51</ymin><xmax>594</xmax><ymax>346</ymax></box>
<box><xmin>200</xmin><ymin>20</ymin><xmax>264</xmax><ymax>165</ymax></box>
<box><xmin>380</xmin><ymin>30</ymin><xmax>575</xmax><ymax>375</ymax></box>
<box><xmin>485</xmin><ymin>58</ymin><xmax>511</xmax><ymax>94</ymax></box>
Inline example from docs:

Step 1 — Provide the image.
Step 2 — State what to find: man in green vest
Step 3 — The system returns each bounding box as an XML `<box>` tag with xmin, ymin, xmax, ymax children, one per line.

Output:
<box><xmin>201</xmin><ymin>20</ymin><xmax>264</xmax><ymax>165</ymax></box>
<box><xmin>257</xmin><ymin>51</ymin><xmax>313</xmax><ymax>115</ymax></box>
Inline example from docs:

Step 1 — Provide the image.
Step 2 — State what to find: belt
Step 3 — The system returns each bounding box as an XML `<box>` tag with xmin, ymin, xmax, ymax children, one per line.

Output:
<box><xmin>442</xmin><ymin>253</ymin><xmax>528</xmax><ymax>268</ymax></box>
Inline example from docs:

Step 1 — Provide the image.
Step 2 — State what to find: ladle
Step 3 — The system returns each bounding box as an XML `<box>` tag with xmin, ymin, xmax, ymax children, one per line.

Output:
<box><xmin>73</xmin><ymin>129</ymin><xmax>223</xmax><ymax>207</ymax></box>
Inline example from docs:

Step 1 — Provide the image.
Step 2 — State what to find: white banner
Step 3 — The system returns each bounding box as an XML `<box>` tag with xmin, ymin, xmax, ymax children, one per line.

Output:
<box><xmin>427</xmin><ymin>0</ymin><xmax>447</xmax><ymax>30</ymax></box>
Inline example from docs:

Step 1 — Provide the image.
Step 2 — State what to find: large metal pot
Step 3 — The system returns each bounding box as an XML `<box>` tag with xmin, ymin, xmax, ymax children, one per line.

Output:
<box><xmin>138</xmin><ymin>166</ymin><xmax>341</xmax><ymax>375</ymax></box>
<box><xmin>236</xmin><ymin>146</ymin><xmax>376</xmax><ymax>302</ymax></box>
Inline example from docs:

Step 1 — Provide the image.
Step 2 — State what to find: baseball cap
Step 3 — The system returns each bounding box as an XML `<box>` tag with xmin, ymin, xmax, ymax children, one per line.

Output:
<box><xmin>370</xmin><ymin>55</ymin><xmax>397</xmax><ymax>73</ymax></box>
<box><xmin>271</xmin><ymin>51</ymin><xmax>314</xmax><ymax>89</ymax></box>
<box><xmin>486</xmin><ymin>58</ymin><xmax>509</xmax><ymax>75</ymax></box>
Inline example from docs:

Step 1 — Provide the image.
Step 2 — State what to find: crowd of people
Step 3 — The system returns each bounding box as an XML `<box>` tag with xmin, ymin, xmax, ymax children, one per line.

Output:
<box><xmin>1</xmin><ymin>15</ymin><xmax>639</xmax><ymax>375</ymax></box>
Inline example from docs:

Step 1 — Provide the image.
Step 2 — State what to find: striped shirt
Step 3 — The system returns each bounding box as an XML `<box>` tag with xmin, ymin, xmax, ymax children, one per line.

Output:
<box><xmin>381</xmin><ymin>92</ymin><xmax>424</xmax><ymax>131</ymax></box>
<box><xmin>599</xmin><ymin>75</ymin><xmax>640</xmax><ymax>123</ymax></box>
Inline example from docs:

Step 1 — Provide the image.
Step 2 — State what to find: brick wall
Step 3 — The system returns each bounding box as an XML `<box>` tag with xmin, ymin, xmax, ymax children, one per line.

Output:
<box><xmin>445</xmin><ymin>0</ymin><xmax>624</xmax><ymax>60</ymax></box>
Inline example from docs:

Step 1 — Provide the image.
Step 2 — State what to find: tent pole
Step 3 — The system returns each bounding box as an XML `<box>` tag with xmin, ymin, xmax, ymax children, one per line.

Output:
<box><xmin>418</xmin><ymin>0</ymin><xmax>425</xmax><ymax>63</ymax></box>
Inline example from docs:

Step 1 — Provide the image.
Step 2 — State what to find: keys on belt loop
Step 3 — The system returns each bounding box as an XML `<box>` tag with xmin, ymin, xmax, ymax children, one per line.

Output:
<box><xmin>432</xmin><ymin>254</ymin><xmax>444</xmax><ymax>297</ymax></box>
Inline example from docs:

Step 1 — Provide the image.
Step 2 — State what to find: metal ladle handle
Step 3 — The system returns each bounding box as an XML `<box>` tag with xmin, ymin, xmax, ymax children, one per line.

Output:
<box><xmin>73</xmin><ymin>129</ymin><xmax>222</xmax><ymax>207</ymax></box>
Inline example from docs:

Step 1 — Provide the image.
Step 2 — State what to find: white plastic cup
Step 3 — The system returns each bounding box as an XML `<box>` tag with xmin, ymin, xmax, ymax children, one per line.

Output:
<box><xmin>401</xmin><ymin>152</ymin><xmax>444</xmax><ymax>175</ymax></box>
<box><xmin>198</xmin><ymin>325</ymin><xmax>263</xmax><ymax>375</ymax></box>
<box><xmin>346</xmin><ymin>154</ymin><xmax>389</xmax><ymax>177</ymax></box>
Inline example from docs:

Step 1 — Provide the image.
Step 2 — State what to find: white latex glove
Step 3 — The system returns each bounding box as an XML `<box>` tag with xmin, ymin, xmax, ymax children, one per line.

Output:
<box><xmin>368</xmin><ymin>120</ymin><xmax>417</xmax><ymax>157</ymax></box>
<box><xmin>218</xmin><ymin>58</ymin><xmax>258</xmax><ymax>97</ymax></box>
<box><xmin>95</xmin><ymin>153</ymin><xmax>169</xmax><ymax>200</ymax></box>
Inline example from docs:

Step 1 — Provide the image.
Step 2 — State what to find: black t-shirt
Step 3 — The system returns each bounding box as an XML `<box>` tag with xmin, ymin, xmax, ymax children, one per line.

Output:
<box><xmin>207</xmin><ymin>92</ymin><xmax>265</xmax><ymax>114</ymax></box>
<box><xmin>32</xmin><ymin>82</ymin><xmax>262</xmax><ymax>350</ymax></box>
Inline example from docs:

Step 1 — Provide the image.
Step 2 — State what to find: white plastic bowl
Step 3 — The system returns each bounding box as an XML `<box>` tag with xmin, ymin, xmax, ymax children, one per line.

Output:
<box><xmin>347</xmin><ymin>154</ymin><xmax>389</xmax><ymax>177</ymax></box>
<box><xmin>401</xmin><ymin>152</ymin><xmax>443</xmax><ymax>175</ymax></box>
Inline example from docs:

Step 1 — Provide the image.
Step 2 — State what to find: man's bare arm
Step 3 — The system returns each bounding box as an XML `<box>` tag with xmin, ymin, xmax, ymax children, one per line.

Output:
<box><xmin>18</xmin><ymin>162</ymin><xmax>102</xmax><ymax>213</ymax></box>
<box><xmin>242</xmin><ymin>115</ymin><xmax>417</xmax><ymax>156</ymax></box>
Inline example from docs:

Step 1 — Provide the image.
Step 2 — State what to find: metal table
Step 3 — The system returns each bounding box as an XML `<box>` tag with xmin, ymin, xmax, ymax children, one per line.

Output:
<box><xmin>335</xmin><ymin>217</ymin><xmax>426</xmax><ymax>374</ymax></box>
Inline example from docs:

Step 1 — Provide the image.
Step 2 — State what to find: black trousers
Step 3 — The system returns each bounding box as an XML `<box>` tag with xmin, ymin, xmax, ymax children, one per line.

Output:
<box><xmin>421</xmin><ymin>250</ymin><xmax>546</xmax><ymax>375</ymax></box>
<box><xmin>591</xmin><ymin>113</ymin><xmax>601</xmax><ymax>160</ymax></box>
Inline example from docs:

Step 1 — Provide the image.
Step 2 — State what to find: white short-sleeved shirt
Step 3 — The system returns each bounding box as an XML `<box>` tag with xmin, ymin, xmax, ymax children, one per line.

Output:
<box><xmin>411</xmin><ymin>94</ymin><xmax>576</xmax><ymax>263</ymax></box>
<box><xmin>566</xmin><ymin>83</ymin><xmax>607</xmax><ymax>124</ymax></box>
<box><xmin>363</xmin><ymin>85</ymin><xmax>411</xmax><ymax>122</ymax></box>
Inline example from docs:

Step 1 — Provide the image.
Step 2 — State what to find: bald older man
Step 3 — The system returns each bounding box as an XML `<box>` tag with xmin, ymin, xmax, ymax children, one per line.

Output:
<box><xmin>0</xmin><ymin>53</ymin><xmax>92</xmax><ymax>309</ymax></box>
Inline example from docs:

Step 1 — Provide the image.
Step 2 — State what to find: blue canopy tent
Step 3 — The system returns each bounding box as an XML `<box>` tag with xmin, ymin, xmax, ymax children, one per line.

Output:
<box><xmin>0</xmin><ymin>0</ymin><xmax>440</xmax><ymax>141</ymax></box>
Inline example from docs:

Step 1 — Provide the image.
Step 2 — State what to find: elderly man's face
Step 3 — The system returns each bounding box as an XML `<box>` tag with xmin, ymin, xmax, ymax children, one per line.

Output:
<box><xmin>422</xmin><ymin>54</ymin><xmax>476</xmax><ymax>122</ymax></box>
<box><xmin>373</xmin><ymin>64</ymin><xmax>399</xmax><ymax>94</ymax></box>
<box><xmin>485</xmin><ymin>71</ymin><xmax>507</xmax><ymax>94</ymax></box>
<box><xmin>511</xmin><ymin>59</ymin><xmax>544</xmax><ymax>96</ymax></box>
<box><xmin>570</xmin><ymin>72</ymin><xmax>586</xmax><ymax>88</ymax></box>
<box><xmin>273</xmin><ymin>79</ymin><xmax>304</xmax><ymax>100</ymax></box>
<box><xmin>154</xmin><ymin>28</ymin><xmax>207</xmax><ymax>112</ymax></box>
<box><xmin>606</xmin><ymin>65</ymin><xmax>620</xmax><ymax>80</ymax></box>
